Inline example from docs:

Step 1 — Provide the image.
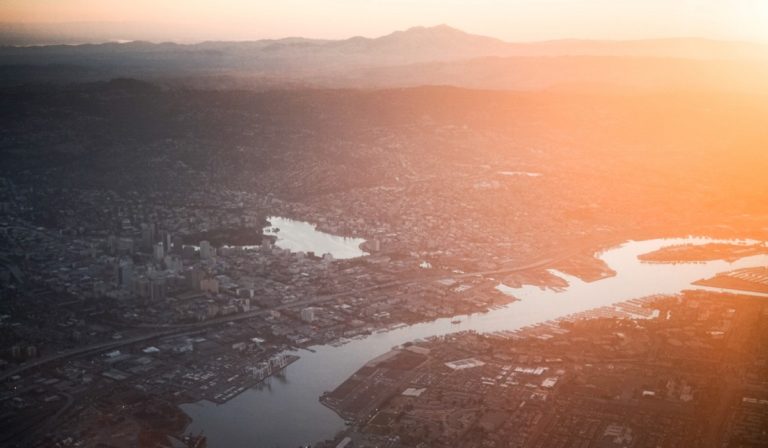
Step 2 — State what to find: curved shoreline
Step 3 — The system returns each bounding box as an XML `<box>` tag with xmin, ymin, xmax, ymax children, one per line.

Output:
<box><xmin>182</xmin><ymin>236</ymin><xmax>768</xmax><ymax>448</ymax></box>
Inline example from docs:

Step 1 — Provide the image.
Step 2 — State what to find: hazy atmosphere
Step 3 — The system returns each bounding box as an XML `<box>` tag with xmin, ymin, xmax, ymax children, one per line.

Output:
<box><xmin>1</xmin><ymin>2</ymin><xmax>767</xmax><ymax>448</ymax></box>
<box><xmin>2</xmin><ymin>0</ymin><xmax>768</xmax><ymax>44</ymax></box>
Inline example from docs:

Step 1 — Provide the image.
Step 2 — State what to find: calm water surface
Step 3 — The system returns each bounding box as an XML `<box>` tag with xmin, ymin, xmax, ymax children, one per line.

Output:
<box><xmin>263</xmin><ymin>216</ymin><xmax>368</xmax><ymax>260</ymax></box>
<box><xmin>183</xmin><ymin>237</ymin><xmax>767</xmax><ymax>447</ymax></box>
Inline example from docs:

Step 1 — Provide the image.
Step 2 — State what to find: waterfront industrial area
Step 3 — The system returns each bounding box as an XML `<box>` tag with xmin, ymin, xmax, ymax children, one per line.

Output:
<box><xmin>319</xmin><ymin>290</ymin><xmax>768</xmax><ymax>448</ymax></box>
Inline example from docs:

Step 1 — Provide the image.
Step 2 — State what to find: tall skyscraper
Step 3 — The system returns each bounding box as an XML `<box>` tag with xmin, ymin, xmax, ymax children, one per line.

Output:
<box><xmin>153</xmin><ymin>242</ymin><xmax>165</xmax><ymax>262</ymax></box>
<box><xmin>200</xmin><ymin>240</ymin><xmax>213</xmax><ymax>260</ymax></box>
<box><xmin>116</xmin><ymin>259</ymin><xmax>134</xmax><ymax>290</ymax></box>
<box><xmin>300</xmin><ymin>307</ymin><xmax>317</xmax><ymax>323</ymax></box>
<box><xmin>149</xmin><ymin>277</ymin><xmax>166</xmax><ymax>301</ymax></box>
<box><xmin>160</xmin><ymin>230</ymin><xmax>172</xmax><ymax>253</ymax></box>
<box><xmin>141</xmin><ymin>222</ymin><xmax>157</xmax><ymax>249</ymax></box>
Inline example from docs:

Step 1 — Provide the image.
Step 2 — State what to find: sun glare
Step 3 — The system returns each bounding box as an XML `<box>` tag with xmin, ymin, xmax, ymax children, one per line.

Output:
<box><xmin>2</xmin><ymin>0</ymin><xmax>768</xmax><ymax>42</ymax></box>
<box><xmin>2</xmin><ymin>1</ymin><xmax>768</xmax><ymax>448</ymax></box>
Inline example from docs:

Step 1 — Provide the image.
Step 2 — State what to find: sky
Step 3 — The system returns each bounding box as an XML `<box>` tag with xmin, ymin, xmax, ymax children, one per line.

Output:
<box><xmin>1</xmin><ymin>0</ymin><xmax>768</xmax><ymax>43</ymax></box>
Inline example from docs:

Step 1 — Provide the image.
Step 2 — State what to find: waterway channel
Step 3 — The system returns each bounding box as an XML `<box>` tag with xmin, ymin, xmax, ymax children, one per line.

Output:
<box><xmin>182</xmin><ymin>236</ymin><xmax>767</xmax><ymax>447</ymax></box>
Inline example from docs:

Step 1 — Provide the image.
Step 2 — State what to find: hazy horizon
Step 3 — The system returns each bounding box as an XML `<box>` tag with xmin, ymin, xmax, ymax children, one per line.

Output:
<box><xmin>1</xmin><ymin>0</ymin><xmax>768</xmax><ymax>45</ymax></box>
<box><xmin>5</xmin><ymin>22</ymin><xmax>768</xmax><ymax>47</ymax></box>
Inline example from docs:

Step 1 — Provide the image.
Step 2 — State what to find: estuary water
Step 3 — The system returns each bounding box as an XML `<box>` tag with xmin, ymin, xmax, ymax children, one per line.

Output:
<box><xmin>182</xmin><ymin>237</ymin><xmax>767</xmax><ymax>447</ymax></box>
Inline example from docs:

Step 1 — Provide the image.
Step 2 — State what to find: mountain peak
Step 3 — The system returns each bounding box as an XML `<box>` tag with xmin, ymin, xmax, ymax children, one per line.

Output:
<box><xmin>387</xmin><ymin>24</ymin><xmax>469</xmax><ymax>39</ymax></box>
<box><xmin>407</xmin><ymin>24</ymin><xmax>463</xmax><ymax>33</ymax></box>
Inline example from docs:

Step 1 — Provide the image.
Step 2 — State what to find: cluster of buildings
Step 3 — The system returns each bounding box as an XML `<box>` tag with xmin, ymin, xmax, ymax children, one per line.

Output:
<box><xmin>319</xmin><ymin>290</ymin><xmax>768</xmax><ymax>448</ymax></box>
<box><xmin>0</xmin><ymin>176</ymin><xmax>528</xmax><ymax>447</ymax></box>
<box><xmin>2</xmin><ymin>146</ymin><xmax>764</xmax><ymax>447</ymax></box>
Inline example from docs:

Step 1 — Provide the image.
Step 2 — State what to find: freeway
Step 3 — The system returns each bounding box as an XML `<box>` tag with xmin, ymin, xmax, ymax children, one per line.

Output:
<box><xmin>0</xmin><ymin>248</ymin><xmax>580</xmax><ymax>383</ymax></box>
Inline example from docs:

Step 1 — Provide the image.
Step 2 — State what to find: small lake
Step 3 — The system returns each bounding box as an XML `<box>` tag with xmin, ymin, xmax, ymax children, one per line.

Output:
<box><xmin>182</xmin><ymin>237</ymin><xmax>767</xmax><ymax>447</ymax></box>
<box><xmin>263</xmin><ymin>216</ymin><xmax>368</xmax><ymax>260</ymax></box>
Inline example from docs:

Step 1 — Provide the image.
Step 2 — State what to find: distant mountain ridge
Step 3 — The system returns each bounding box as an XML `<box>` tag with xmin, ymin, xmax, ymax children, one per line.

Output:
<box><xmin>1</xmin><ymin>25</ymin><xmax>768</xmax><ymax>91</ymax></box>
<box><xmin>4</xmin><ymin>25</ymin><xmax>767</xmax><ymax>61</ymax></box>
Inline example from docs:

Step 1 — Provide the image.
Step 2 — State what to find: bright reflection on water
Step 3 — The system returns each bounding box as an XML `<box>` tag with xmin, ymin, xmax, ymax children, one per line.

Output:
<box><xmin>264</xmin><ymin>216</ymin><xmax>368</xmax><ymax>259</ymax></box>
<box><xmin>182</xmin><ymin>237</ymin><xmax>767</xmax><ymax>447</ymax></box>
